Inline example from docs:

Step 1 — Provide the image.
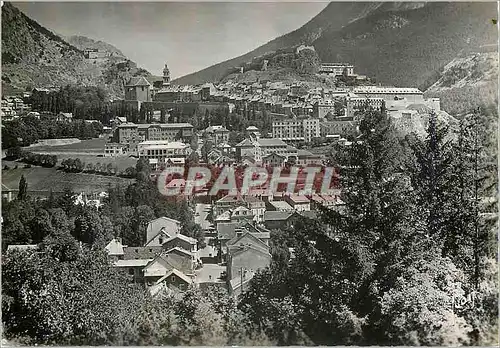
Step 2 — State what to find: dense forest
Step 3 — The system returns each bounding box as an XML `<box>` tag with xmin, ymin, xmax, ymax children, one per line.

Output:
<box><xmin>1</xmin><ymin>104</ymin><xmax>498</xmax><ymax>345</ymax></box>
<box><xmin>30</xmin><ymin>85</ymin><xmax>112</xmax><ymax>122</ymax></box>
<box><xmin>2</xmin><ymin>115</ymin><xmax>104</xmax><ymax>149</ymax></box>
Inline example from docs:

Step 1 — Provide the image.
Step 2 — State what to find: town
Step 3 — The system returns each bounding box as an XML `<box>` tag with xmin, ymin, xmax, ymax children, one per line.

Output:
<box><xmin>2</xmin><ymin>57</ymin><xmax>446</xmax><ymax>299</ymax></box>
<box><xmin>1</xmin><ymin>2</ymin><xmax>497</xmax><ymax>346</ymax></box>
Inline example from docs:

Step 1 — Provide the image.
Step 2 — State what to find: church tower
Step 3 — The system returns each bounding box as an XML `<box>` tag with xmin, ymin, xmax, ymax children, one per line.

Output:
<box><xmin>163</xmin><ymin>63</ymin><xmax>171</xmax><ymax>87</ymax></box>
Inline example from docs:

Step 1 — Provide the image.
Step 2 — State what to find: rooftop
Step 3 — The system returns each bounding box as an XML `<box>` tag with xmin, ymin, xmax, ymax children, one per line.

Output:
<box><xmin>264</xmin><ymin>211</ymin><xmax>293</xmax><ymax>221</ymax></box>
<box><xmin>114</xmin><ymin>259</ymin><xmax>152</xmax><ymax>267</ymax></box>
<box><xmin>125</xmin><ymin>76</ymin><xmax>151</xmax><ymax>87</ymax></box>
<box><xmin>257</xmin><ymin>138</ymin><xmax>288</xmax><ymax>147</ymax></box>
<box><xmin>269</xmin><ymin>200</ymin><xmax>293</xmax><ymax>211</ymax></box>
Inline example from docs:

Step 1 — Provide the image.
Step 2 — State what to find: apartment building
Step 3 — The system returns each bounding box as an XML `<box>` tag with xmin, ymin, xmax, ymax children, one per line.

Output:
<box><xmin>318</xmin><ymin>63</ymin><xmax>354</xmax><ymax>76</ymax></box>
<box><xmin>112</xmin><ymin>122</ymin><xmax>194</xmax><ymax>154</ymax></box>
<box><xmin>272</xmin><ymin>118</ymin><xmax>320</xmax><ymax>143</ymax></box>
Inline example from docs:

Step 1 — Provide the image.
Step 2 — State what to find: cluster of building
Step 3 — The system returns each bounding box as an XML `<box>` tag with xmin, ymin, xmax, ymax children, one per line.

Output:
<box><xmin>1</xmin><ymin>93</ymin><xmax>32</xmax><ymax>121</ymax></box>
<box><xmin>114</xmin><ymin>61</ymin><xmax>441</xmax><ymax>149</ymax></box>
<box><xmin>102</xmin><ymin>214</ymin><xmax>272</xmax><ymax>298</ymax></box>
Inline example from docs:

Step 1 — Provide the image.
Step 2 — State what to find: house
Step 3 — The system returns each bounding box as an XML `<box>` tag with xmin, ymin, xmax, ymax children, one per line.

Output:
<box><xmin>163</xmin><ymin>247</ymin><xmax>197</xmax><ymax>274</ymax></box>
<box><xmin>297</xmin><ymin>149</ymin><xmax>323</xmax><ymax>166</ymax></box>
<box><xmin>104</xmin><ymin>143</ymin><xmax>126</xmax><ymax>157</ymax></box>
<box><xmin>2</xmin><ymin>184</ymin><xmax>14</xmax><ymax>202</ymax></box>
<box><xmin>6</xmin><ymin>244</ymin><xmax>39</xmax><ymax>252</ymax></box>
<box><xmin>114</xmin><ymin>259</ymin><xmax>152</xmax><ymax>283</ymax></box>
<box><xmin>230</xmin><ymin>205</ymin><xmax>254</xmax><ymax>222</ymax></box>
<box><xmin>217</xmin><ymin>221</ymin><xmax>271</xmax><ymax>250</ymax></box>
<box><xmin>217</xmin><ymin>222</ymin><xmax>240</xmax><ymax>247</ymax></box>
<box><xmin>162</xmin><ymin>234</ymin><xmax>198</xmax><ymax>253</ymax></box>
<box><xmin>263</xmin><ymin>211</ymin><xmax>293</xmax><ymax>230</ymax></box>
<box><xmin>145</xmin><ymin>217</ymin><xmax>181</xmax><ymax>247</ymax></box>
<box><xmin>142</xmin><ymin>254</ymin><xmax>181</xmax><ymax>284</ymax></box>
<box><xmin>266</xmin><ymin>200</ymin><xmax>294</xmax><ymax>212</ymax></box>
<box><xmin>56</xmin><ymin>112</ymin><xmax>73</xmax><ymax>122</ymax></box>
<box><xmin>125</xmin><ymin>76</ymin><xmax>152</xmax><ymax>102</ymax></box>
<box><xmin>204</xmin><ymin>125</ymin><xmax>230</xmax><ymax>145</ymax></box>
<box><xmin>243</xmin><ymin>195</ymin><xmax>266</xmax><ymax>222</ymax></box>
<box><xmin>123</xmin><ymin>246</ymin><xmax>163</xmax><ymax>260</ymax></box>
<box><xmin>263</xmin><ymin>210</ymin><xmax>316</xmax><ymax>230</ymax></box>
<box><xmin>215</xmin><ymin>194</ymin><xmax>246</xmax><ymax>216</ymax></box>
<box><xmin>105</xmin><ymin>238</ymin><xmax>125</xmax><ymax>260</ymax></box>
<box><xmin>262</xmin><ymin>152</ymin><xmax>286</xmax><ymax>167</ymax></box>
<box><xmin>227</xmin><ymin>245</ymin><xmax>271</xmax><ymax>296</ymax></box>
<box><xmin>284</xmin><ymin>194</ymin><xmax>310</xmax><ymax>211</ymax></box>
<box><xmin>153</xmin><ymin>269</ymin><xmax>194</xmax><ymax>294</ymax></box>
<box><xmin>226</xmin><ymin>231</ymin><xmax>269</xmax><ymax>254</ymax></box>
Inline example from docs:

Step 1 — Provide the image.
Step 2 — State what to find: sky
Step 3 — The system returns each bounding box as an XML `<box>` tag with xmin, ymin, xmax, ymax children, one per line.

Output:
<box><xmin>13</xmin><ymin>1</ymin><xmax>329</xmax><ymax>79</ymax></box>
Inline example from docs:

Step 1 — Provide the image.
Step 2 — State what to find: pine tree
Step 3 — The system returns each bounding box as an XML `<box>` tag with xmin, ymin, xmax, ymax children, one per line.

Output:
<box><xmin>17</xmin><ymin>175</ymin><xmax>28</xmax><ymax>201</ymax></box>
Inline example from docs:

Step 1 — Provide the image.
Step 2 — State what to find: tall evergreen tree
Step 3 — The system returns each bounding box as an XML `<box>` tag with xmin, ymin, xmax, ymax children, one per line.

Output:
<box><xmin>17</xmin><ymin>175</ymin><xmax>28</xmax><ymax>201</ymax></box>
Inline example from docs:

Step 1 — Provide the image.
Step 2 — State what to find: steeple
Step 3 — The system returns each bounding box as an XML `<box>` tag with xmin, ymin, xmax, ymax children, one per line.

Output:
<box><xmin>162</xmin><ymin>63</ymin><xmax>170</xmax><ymax>87</ymax></box>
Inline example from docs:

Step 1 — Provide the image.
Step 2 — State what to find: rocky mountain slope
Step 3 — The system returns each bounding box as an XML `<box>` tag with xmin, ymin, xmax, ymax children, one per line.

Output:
<box><xmin>65</xmin><ymin>35</ymin><xmax>126</xmax><ymax>58</ymax></box>
<box><xmin>172</xmin><ymin>2</ymin><xmax>423</xmax><ymax>85</ymax></box>
<box><xmin>173</xmin><ymin>2</ymin><xmax>497</xmax><ymax>93</ymax></box>
<box><xmin>314</xmin><ymin>2</ymin><xmax>497</xmax><ymax>89</ymax></box>
<box><xmin>1</xmin><ymin>2</ymin><xmax>153</xmax><ymax>99</ymax></box>
<box><xmin>423</xmin><ymin>48</ymin><xmax>498</xmax><ymax>116</ymax></box>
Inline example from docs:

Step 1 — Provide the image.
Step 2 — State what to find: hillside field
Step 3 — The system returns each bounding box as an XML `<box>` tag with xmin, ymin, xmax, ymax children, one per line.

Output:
<box><xmin>2</xmin><ymin>166</ymin><xmax>134</xmax><ymax>196</ymax></box>
<box><xmin>24</xmin><ymin>137</ymin><xmax>138</xmax><ymax>172</ymax></box>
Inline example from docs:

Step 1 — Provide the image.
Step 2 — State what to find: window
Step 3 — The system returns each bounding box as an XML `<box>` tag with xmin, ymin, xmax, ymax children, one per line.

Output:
<box><xmin>159</xmin><ymin>237</ymin><xmax>163</xmax><ymax>244</ymax></box>
<box><xmin>171</xmin><ymin>275</ymin><xmax>176</xmax><ymax>282</ymax></box>
<box><xmin>129</xmin><ymin>268</ymin><xmax>134</xmax><ymax>275</ymax></box>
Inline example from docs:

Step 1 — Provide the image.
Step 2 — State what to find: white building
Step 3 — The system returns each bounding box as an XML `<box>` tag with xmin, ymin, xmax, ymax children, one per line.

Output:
<box><xmin>319</xmin><ymin>63</ymin><xmax>354</xmax><ymax>76</ymax></box>
<box><xmin>137</xmin><ymin>140</ymin><xmax>191</xmax><ymax>165</ymax></box>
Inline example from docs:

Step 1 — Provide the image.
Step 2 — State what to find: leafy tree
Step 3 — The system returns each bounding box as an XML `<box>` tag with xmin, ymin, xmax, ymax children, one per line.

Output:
<box><xmin>373</xmin><ymin>256</ymin><xmax>472</xmax><ymax>346</ymax></box>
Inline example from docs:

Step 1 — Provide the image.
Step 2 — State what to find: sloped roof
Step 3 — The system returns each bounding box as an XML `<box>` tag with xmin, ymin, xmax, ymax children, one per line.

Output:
<box><xmin>216</xmin><ymin>194</ymin><xmax>245</xmax><ymax>204</ymax></box>
<box><xmin>263</xmin><ymin>152</ymin><xmax>285</xmax><ymax>159</ymax></box>
<box><xmin>228</xmin><ymin>243</ymin><xmax>271</xmax><ymax>258</ymax></box>
<box><xmin>297</xmin><ymin>149</ymin><xmax>314</xmax><ymax>157</ymax></box>
<box><xmin>145</xmin><ymin>229</ymin><xmax>172</xmax><ymax>247</ymax></box>
<box><xmin>125</xmin><ymin>76</ymin><xmax>151</xmax><ymax>87</ymax></box>
<box><xmin>164</xmin><ymin>233</ymin><xmax>197</xmax><ymax>245</ymax></box>
<box><xmin>256</xmin><ymin>138</ymin><xmax>287</xmax><ymax>147</ymax></box>
<box><xmin>264</xmin><ymin>211</ymin><xmax>293</xmax><ymax>221</ymax></box>
<box><xmin>227</xmin><ymin>231</ymin><xmax>269</xmax><ymax>252</ymax></box>
<box><xmin>235</xmin><ymin>138</ymin><xmax>254</xmax><ymax>147</ymax></box>
<box><xmin>164</xmin><ymin>247</ymin><xmax>193</xmax><ymax>258</ymax></box>
<box><xmin>114</xmin><ymin>259</ymin><xmax>152</xmax><ymax>267</ymax></box>
<box><xmin>105</xmin><ymin>238</ymin><xmax>125</xmax><ymax>256</ymax></box>
<box><xmin>269</xmin><ymin>200</ymin><xmax>293</xmax><ymax>211</ymax></box>
<box><xmin>215</xmin><ymin>210</ymin><xmax>232</xmax><ymax>222</ymax></box>
<box><xmin>233</xmin><ymin>205</ymin><xmax>251</xmax><ymax>213</ymax></box>
<box><xmin>156</xmin><ymin>269</ymin><xmax>193</xmax><ymax>285</ymax></box>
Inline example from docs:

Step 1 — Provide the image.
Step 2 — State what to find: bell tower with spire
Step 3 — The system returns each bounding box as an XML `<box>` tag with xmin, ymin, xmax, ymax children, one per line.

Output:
<box><xmin>162</xmin><ymin>63</ymin><xmax>171</xmax><ymax>87</ymax></box>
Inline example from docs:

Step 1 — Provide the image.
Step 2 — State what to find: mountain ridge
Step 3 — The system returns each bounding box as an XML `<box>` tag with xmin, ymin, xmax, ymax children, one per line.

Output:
<box><xmin>172</xmin><ymin>2</ymin><xmax>414</xmax><ymax>85</ymax></box>
<box><xmin>173</xmin><ymin>1</ymin><xmax>497</xmax><ymax>92</ymax></box>
<box><xmin>1</xmin><ymin>2</ymin><xmax>153</xmax><ymax>99</ymax></box>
